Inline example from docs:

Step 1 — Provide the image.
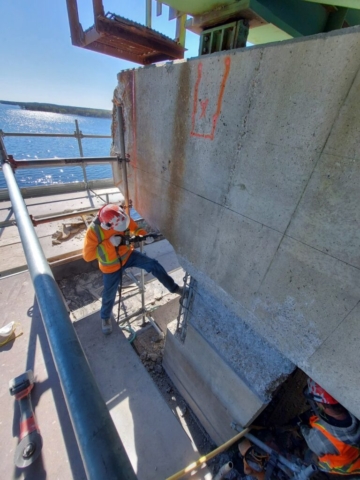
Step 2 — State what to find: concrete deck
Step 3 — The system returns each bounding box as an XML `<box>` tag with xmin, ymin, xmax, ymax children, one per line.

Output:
<box><xmin>0</xmin><ymin>188</ymin><xmax>211</xmax><ymax>479</ymax></box>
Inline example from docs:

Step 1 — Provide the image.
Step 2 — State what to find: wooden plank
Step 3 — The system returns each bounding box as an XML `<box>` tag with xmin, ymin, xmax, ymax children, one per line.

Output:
<box><xmin>85</xmin><ymin>42</ymin><xmax>149</xmax><ymax>65</ymax></box>
<box><xmin>96</xmin><ymin>16</ymin><xmax>184</xmax><ymax>59</ymax></box>
<box><xmin>0</xmin><ymin>234</ymin><xmax>85</xmax><ymax>274</ymax></box>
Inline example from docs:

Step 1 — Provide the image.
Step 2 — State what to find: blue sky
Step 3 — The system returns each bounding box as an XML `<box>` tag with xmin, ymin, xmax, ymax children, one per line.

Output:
<box><xmin>0</xmin><ymin>1</ymin><xmax>200</xmax><ymax>110</ymax></box>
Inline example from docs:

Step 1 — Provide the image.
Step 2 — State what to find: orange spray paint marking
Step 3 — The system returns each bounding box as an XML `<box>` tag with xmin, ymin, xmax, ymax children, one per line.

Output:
<box><xmin>199</xmin><ymin>99</ymin><xmax>209</xmax><ymax>119</ymax></box>
<box><xmin>190</xmin><ymin>56</ymin><xmax>231</xmax><ymax>140</ymax></box>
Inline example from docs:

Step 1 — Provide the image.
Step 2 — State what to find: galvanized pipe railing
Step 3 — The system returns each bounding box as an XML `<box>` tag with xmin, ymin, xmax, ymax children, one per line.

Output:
<box><xmin>8</xmin><ymin>156</ymin><xmax>120</xmax><ymax>168</ymax></box>
<box><xmin>0</xmin><ymin>137</ymin><xmax>137</xmax><ymax>479</ymax></box>
<box><xmin>116</xmin><ymin>106</ymin><xmax>130</xmax><ymax>215</ymax></box>
<box><xmin>0</xmin><ymin>131</ymin><xmax>110</xmax><ymax>138</ymax></box>
<box><xmin>0</xmin><ymin>118</ymin><xmax>112</xmax><ymax>188</ymax></box>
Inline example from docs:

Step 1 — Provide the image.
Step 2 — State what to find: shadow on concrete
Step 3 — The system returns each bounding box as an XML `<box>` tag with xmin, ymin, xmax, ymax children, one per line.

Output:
<box><xmin>10</xmin><ymin>298</ymin><xmax>86</xmax><ymax>480</ymax></box>
<box><xmin>73</xmin><ymin>311</ymin><xmax>202</xmax><ymax>480</ymax></box>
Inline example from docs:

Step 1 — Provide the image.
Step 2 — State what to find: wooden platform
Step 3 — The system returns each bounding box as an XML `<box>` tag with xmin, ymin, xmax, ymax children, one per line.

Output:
<box><xmin>66</xmin><ymin>0</ymin><xmax>185</xmax><ymax>65</ymax></box>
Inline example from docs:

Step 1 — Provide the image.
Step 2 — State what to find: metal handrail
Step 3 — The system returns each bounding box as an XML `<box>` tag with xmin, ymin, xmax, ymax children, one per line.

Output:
<box><xmin>7</xmin><ymin>156</ymin><xmax>121</xmax><ymax>168</ymax></box>
<box><xmin>0</xmin><ymin>131</ymin><xmax>110</xmax><ymax>138</ymax></box>
<box><xmin>0</xmin><ymin>136</ymin><xmax>137</xmax><ymax>479</ymax></box>
<box><xmin>0</xmin><ymin>118</ymin><xmax>112</xmax><ymax>187</ymax></box>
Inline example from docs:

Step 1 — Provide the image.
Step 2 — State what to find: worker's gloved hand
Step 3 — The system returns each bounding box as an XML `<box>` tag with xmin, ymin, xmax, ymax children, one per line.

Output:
<box><xmin>144</xmin><ymin>236</ymin><xmax>154</xmax><ymax>244</ymax></box>
<box><xmin>109</xmin><ymin>235</ymin><xmax>122</xmax><ymax>247</ymax></box>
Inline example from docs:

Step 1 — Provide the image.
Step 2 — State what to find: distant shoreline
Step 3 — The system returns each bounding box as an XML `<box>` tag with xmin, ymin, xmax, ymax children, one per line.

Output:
<box><xmin>0</xmin><ymin>100</ymin><xmax>112</xmax><ymax>119</ymax></box>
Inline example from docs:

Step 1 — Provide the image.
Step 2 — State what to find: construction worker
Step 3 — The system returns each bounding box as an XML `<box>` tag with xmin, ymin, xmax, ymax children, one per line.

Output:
<box><xmin>238</xmin><ymin>438</ymin><xmax>266</xmax><ymax>480</ymax></box>
<box><xmin>83</xmin><ymin>204</ymin><xmax>184</xmax><ymax>335</ymax></box>
<box><xmin>300</xmin><ymin>378</ymin><xmax>360</xmax><ymax>478</ymax></box>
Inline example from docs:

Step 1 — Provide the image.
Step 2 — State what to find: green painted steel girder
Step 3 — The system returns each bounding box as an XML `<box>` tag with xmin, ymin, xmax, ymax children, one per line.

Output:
<box><xmin>303</xmin><ymin>0</ymin><xmax>360</xmax><ymax>9</ymax></box>
<box><xmin>162</xmin><ymin>0</ymin><xmax>236</xmax><ymax>16</ymax></box>
<box><xmin>163</xmin><ymin>0</ymin><xmax>360</xmax><ymax>46</ymax></box>
<box><xmin>346</xmin><ymin>9</ymin><xmax>360</xmax><ymax>26</ymax></box>
<box><xmin>250</xmin><ymin>0</ymin><xmax>328</xmax><ymax>37</ymax></box>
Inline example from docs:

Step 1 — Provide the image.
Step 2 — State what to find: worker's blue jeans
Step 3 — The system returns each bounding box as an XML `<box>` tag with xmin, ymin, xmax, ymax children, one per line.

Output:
<box><xmin>100</xmin><ymin>250</ymin><xmax>178</xmax><ymax>320</ymax></box>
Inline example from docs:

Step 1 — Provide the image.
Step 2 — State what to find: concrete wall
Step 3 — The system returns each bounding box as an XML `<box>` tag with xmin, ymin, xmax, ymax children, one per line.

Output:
<box><xmin>163</xmin><ymin>282</ymin><xmax>294</xmax><ymax>444</ymax></box>
<box><xmin>112</xmin><ymin>26</ymin><xmax>360</xmax><ymax>422</ymax></box>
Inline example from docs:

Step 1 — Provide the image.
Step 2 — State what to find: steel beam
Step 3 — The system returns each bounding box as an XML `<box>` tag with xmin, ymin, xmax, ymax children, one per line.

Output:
<box><xmin>65</xmin><ymin>0</ymin><xmax>85</xmax><ymax>46</ymax></box>
<box><xmin>117</xmin><ymin>106</ymin><xmax>130</xmax><ymax>216</ymax></box>
<box><xmin>303</xmin><ymin>0</ymin><xmax>360</xmax><ymax>9</ymax></box>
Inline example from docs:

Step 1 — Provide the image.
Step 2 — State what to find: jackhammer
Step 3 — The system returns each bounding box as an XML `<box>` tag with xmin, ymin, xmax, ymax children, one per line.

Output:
<box><xmin>119</xmin><ymin>232</ymin><xmax>162</xmax><ymax>246</ymax></box>
<box><xmin>9</xmin><ymin>370</ymin><xmax>43</xmax><ymax>468</ymax></box>
<box><xmin>231</xmin><ymin>422</ymin><xmax>317</xmax><ymax>480</ymax></box>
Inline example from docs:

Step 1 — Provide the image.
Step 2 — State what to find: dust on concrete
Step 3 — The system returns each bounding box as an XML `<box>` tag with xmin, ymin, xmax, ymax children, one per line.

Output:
<box><xmin>57</xmin><ymin>265</ymin><xmax>311</xmax><ymax>480</ymax></box>
<box><xmin>58</xmin><ymin>267</ymin><xmax>221</xmax><ymax>473</ymax></box>
<box><xmin>131</xmin><ymin>327</ymin><xmax>254</xmax><ymax>479</ymax></box>
<box><xmin>180</xmin><ymin>279</ymin><xmax>295</xmax><ymax>402</ymax></box>
<box><xmin>131</xmin><ymin>326</ymin><xmax>216</xmax><ymax>456</ymax></box>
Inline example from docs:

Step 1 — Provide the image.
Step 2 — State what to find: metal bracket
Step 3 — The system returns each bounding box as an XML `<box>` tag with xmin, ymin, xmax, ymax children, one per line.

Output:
<box><xmin>116</xmin><ymin>155</ymin><xmax>130</xmax><ymax>163</ymax></box>
<box><xmin>5</xmin><ymin>155</ymin><xmax>18</xmax><ymax>170</ymax></box>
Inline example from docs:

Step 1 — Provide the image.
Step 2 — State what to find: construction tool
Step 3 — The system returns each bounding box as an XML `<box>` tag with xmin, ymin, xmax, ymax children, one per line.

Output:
<box><xmin>231</xmin><ymin>422</ymin><xmax>317</xmax><ymax>480</ymax></box>
<box><xmin>120</xmin><ymin>232</ymin><xmax>162</xmax><ymax>246</ymax></box>
<box><xmin>9</xmin><ymin>370</ymin><xmax>43</xmax><ymax>468</ymax></box>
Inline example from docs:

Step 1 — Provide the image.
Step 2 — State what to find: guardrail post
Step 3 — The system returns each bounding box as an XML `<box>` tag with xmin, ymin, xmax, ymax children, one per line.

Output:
<box><xmin>74</xmin><ymin>119</ymin><xmax>89</xmax><ymax>185</ymax></box>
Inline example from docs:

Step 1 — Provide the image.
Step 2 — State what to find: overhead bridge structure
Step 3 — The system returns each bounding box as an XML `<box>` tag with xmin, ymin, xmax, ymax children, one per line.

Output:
<box><xmin>66</xmin><ymin>0</ymin><xmax>360</xmax><ymax>64</ymax></box>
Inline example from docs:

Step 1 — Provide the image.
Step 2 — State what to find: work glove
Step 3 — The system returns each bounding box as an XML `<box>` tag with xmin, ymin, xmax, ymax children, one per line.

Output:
<box><xmin>109</xmin><ymin>235</ymin><xmax>122</xmax><ymax>247</ymax></box>
<box><xmin>144</xmin><ymin>236</ymin><xmax>154</xmax><ymax>244</ymax></box>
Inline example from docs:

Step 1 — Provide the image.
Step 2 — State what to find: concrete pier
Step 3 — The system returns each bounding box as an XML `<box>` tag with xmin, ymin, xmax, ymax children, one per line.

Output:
<box><xmin>113</xmin><ymin>25</ymin><xmax>360</xmax><ymax>433</ymax></box>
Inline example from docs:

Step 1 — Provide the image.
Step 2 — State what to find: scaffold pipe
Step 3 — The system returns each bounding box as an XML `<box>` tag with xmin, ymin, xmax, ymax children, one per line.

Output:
<box><xmin>7</xmin><ymin>156</ymin><xmax>120</xmax><ymax>168</ymax></box>
<box><xmin>116</xmin><ymin>105</ymin><xmax>130</xmax><ymax>215</ymax></box>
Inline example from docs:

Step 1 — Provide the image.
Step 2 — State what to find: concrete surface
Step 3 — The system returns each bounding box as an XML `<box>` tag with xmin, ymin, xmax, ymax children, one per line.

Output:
<box><xmin>163</xmin><ymin>281</ymin><xmax>294</xmax><ymax>445</ymax></box>
<box><xmin>113</xmin><ymin>26</ymin><xmax>360</xmax><ymax>421</ymax></box>
<box><xmin>73</xmin><ymin>312</ymin><xmax>211</xmax><ymax>480</ymax></box>
<box><xmin>164</xmin><ymin>322</ymin><xmax>265</xmax><ymax>446</ymax></box>
<box><xmin>0</xmin><ymin>271</ymin><xmax>86</xmax><ymax>480</ymax></box>
<box><xmin>0</xmin><ymin>270</ymin><xmax>211</xmax><ymax>480</ymax></box>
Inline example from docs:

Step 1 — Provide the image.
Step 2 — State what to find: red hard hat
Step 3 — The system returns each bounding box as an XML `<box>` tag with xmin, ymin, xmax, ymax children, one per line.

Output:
<box><xmin>307</xmin><ymin>378</ymin><xmax>338</xmax><ymax>405</ymax></box>
<box><xmin>98</xmin><ymin>204</ymin><xmax>130</xmax><ymax>231</ymax></box>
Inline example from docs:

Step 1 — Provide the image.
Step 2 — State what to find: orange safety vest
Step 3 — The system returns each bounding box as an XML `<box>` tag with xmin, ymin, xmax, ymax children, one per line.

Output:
<box><xmin>310</xmin><ymin>415</ymin><xmax>360</xmax><ymax>475</ymax></box>
<box><xmin>83</xmin><ymin>217</ymin><xmax>147</xmax><ymax>274</ymax></box>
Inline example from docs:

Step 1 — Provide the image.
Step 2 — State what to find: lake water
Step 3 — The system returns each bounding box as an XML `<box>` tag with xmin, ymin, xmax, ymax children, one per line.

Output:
<box><xmin>0</xmin><ymin>103</ymin><xmax>112</xmax><ymax>189</ymax></box>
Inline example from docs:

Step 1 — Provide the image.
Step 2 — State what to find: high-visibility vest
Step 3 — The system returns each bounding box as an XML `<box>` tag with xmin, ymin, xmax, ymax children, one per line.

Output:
<box><xmin>90</xmin><ymin>219</ymin><xmax>131</xmax><ymax>270</ymax></box>
<box><xmin>310</xmin><ymin>415</ymin><xmax>360</xmax><ymax>475</ymax></box>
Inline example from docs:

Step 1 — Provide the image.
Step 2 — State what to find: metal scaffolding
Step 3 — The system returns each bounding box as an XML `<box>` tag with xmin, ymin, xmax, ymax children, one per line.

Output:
<box><xmin>0</xmin><ymin>134</ymin><xmax>137</xmax><ymax>480</ymax></box>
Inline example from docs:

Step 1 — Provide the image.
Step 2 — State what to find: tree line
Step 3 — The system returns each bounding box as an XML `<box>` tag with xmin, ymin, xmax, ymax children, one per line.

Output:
<box><xmin>0</xmin><ymin>100</ymin><xmax>112</xmax><ymax>119</ymax></box>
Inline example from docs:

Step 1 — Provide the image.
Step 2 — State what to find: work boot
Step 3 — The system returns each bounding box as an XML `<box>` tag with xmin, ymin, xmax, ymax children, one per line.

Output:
<box><xmin>174</xmin><ymin>285</ymin><xmax>188</xmax><ymax>297</ymax></box>
<box><xmin>101</xmin><ymin>318</ymin><xmax>112</xmax><ymax>335</ymax></box>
